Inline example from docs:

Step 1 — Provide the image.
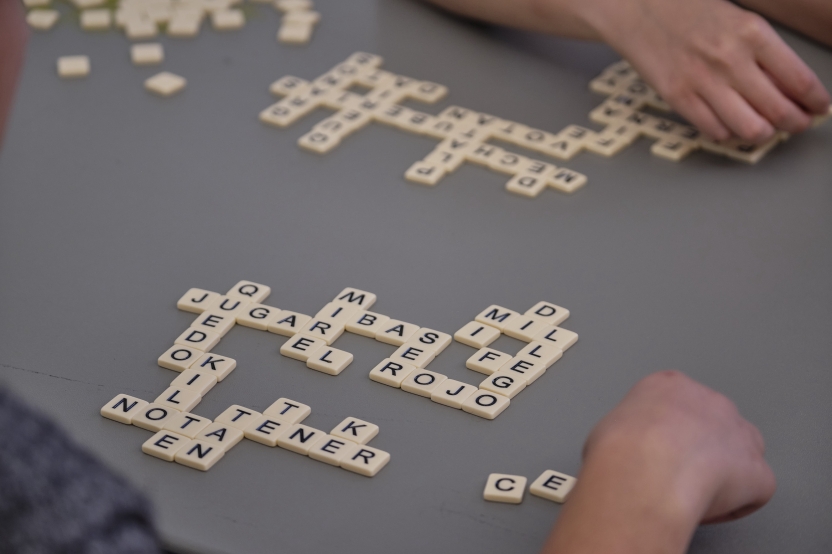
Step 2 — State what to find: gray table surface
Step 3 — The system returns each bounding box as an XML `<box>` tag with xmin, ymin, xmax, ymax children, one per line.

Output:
<box><xmin>2</xmin><ymin>0</ymin><xmax>831</xmax><ymax>553</ymax></box>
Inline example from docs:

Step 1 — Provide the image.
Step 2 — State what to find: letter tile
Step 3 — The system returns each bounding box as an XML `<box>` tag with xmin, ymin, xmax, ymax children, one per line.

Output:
<box><xmin>480</xmin><ymin>371</ymin><xmax>527</xmax><ymax>398</ymax></box>
<box><xmin>524</xmin><ymin>301</ymin><xmax>570</xmax><ymax>326</ymax></box>
<box><xmin>368</xmin><ymin>358</ymin><xmax>417</xmax><ymax>388</ymax></box>
<box><xmin>197</xmin><ymin>423</ymin><xmax>244</xmax><ymax>451</ymax></box>
<box><xmin>516</xmin><ymin>342</ymin><xmax>563</xmax><ymax>369</ymax></box>
<box><xmin>174</xmin><ymin>327</ymin><xmax>220</xmax><ymax>352</ymax></box>
<box><xmin>431</xmin><ymin>380</ymin><xmax>477</xmax><ymax>409</ymax></box>
<box><xmin>211</xmin><ymin>9</ymin><xmax>244</xmax><ymax>30</ymax></box>
<box><xmin>190</xmin><ymin>352</ymin><xmax>236</xmax><ymax>381</ymax></box>
<box><xmin>155</xmin><ymin>387</ymin><xmax>201</xmax><ymax>412</ymax></box>
<box><xmin>244</xmin><ymin>415</ymin><xmax>293</xmax><ymax>447</ymax></box>
<box><xmin>466</xmin><ymin>348</ymin><xmax>511</xmax><ymax>375</ymax></box>
<box><xmin>170</xmin><ymin>368</ymin><xmax>218</xmax><ymax>396</ymax></box>
<box><xmin>404</xmin><ymin>161</ymin><xmax>446</xmax><ymax>186</ymax></box>
<box><xmin>475</xmin><ymin>305</ymin><xmax>519</xmax><ymax>332</ymax></box>
<box><xmin>145</xmin><ymin>72</ymin><xmax>186</xmax><ymax>97</ymax></box>
<box><xmin>549</xmin><ymin>168</ymin><xmax>587</xmax><ymax>194</ymax></box>
<box><xmin>214</xmin><ymin>405</ymin><xmax>262</xmax><ymax>430</ymax></box>
<box><xmin>316</xmin><ymin>301</ymin><xmax>360</xmax><ymax>324</ymax></box>
<box><xmin>333</xmin><ymin>287</ymin><xmax>377</xmax><ymax>310</ymax></box>
<box><xmin>175</xmin><ymin>440</ymin><xmax>225</xmax><ymax>471</ymax></box>
<box><xmin>533</xmin><ymin>326</ymin><xmax>579</xmax><ymax>352</ymax></box>
<box><xmin>177</xmin><ymin>288</ymin><xmax>220</xmax><ymax>314</ymax></box>
<box><xmin>130</xmin><ymin>42</ymin><xmax>163</xmax><ymax>65</ymax></box>
<box><xmin>340</xmin><ymin>445</ymin><xmax>391</xmax><ymax>477</ymax></box>
<box><xmin>158</xmin><ymin>344</ymin><xmax>202</xmax><ymax>372</ymax></box>
<box><xmin>484</xmin><ymin>473</ymin><xmax>527</xmax><ymax>504</ymax></box>
<box><xmin>192</xmin><ymin>311</ymin><xmax>236</xmax><ymax>337</ymax></box>
<box><xmin>330</xmin><ymin>417</ymin><xmax>379</xmax><ymax>444</ymax></box>
<box><xmin>401</xmin><ymin>370</ymin><xmax>448</xmax><ymax>398</ymax></box>
<box><xmin>27</xmin><ymin>10</ymin><xmax>60</xmax><ymax>31</ymax></box>
<box><xmin>506</xmin><ymin>173</ymin><xmax>548</xmax><ymax>198</ymax></box>
<box><xmin>454</xmin><ymin>321</ymin><xmax>500</xmax><ymax>349</ymax></box>
<box><xmin>206</xmin><ymin>295</ymin><xmax>249</xmax><ymax>317</ymax></box>
<box><xmin>132</xmin><ymin>404</ymin><xmax>179</xmax><ymax>432</ymax></box>
<box><xmin>298</xmin><ymin>318</ymin><xmax>345</xmax><ymax>345</ymax></box>
<box><xmin>57</xmin><ymin>55</ymin><xmax>90</xmax><ymax>78</ymax></box>
<box><xmin>502</xmin><ymin>315</ymin><xmax>549</xmax><ymax>342</ymax></box>
<box><xmin>237</xmin><ymin>304</ymin><xmax>281</xmax><ymax>330</ymax></box>
<box><xmin>407</xmin><ymin>328</ymin><xmax>452</xmax><ymax>355</ymax></box>
<box><xmin>163</xmin><ymin>412</ymin><xmax>212</xmax><ymax>438</ymax></box>
<box><xmin>529</xmin><ymin>470</ymin><xmax>577</xmax><ymax>503</ymax></box>
<box><xmin>267</xmin><ymin>310</ymin><xmax>311</xmax><ymax>336</ymax></box>
<box><xmin>308</xmin><ymin>435</ymin><xmax>356</xmax><ymax>466</ymax></box>
<box><xmin>264</xmin><ymin>398</ymin><xmax>311</xmax><ymax>424</ymax></box>
<box><xmin>375</xmin><ymin>320</ymin><xmax>420</xmax><ymax>346</ymax></box>
<box><xmin>390</xmin><ymin>344</ymin><xmax>434</xmax><ymax>369</ymax></box>
<box><xmin>462</xmin><ymin>391</ymin><xmax>510</xmax><ymax>420</ymax></box>
<box><xmin>306</xmin><ymin>347</ymin><xmax>353</xmax><ymax>375</ymax></box>
<box><xmin>100</xmin><ymin>394</ymin><xmax>148</xmax><ymax>424</ymax></box>
<box><xmin>276</xmin><ymin>424</ymin><xmax>324</xmax><ymax>455</ymax></box>
<box><xmin>142</xmin><ymin>431</ymin><xmax>189</xmax><ymax>461</ymax></box>
<box><xmin>280</xmin><ymin>334</ymin><xmax>326</xmax><ymax>361</ymax></box>
<box><xmin>499</xmin><ymin>357</ymin><xmax>547</xmax><ymax>385</ymax></box>
<box><xmin>345</xmin><ymin>310</ymin><xmax>390</xmax><ymax>337</ymax></box>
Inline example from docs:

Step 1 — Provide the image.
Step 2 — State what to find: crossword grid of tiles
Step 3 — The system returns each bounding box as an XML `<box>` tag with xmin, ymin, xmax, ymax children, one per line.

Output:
<box><xmin>100</xmin><ymin>280</ymin><xmax>578</xmax><ymax>472</ymax></box>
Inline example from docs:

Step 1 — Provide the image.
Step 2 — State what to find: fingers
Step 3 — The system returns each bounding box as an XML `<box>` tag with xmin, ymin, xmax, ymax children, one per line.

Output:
<box><xmin>735</xmin><ymin>65</ymin><xmax>814</xmax><ymax>134</ymax></box>
<box><xmin>668</xmin><ymin>91</ymin><xmax>732</xmax><ymax>142</ymax></box>
<box><xmin>699</xmin><ymin>81</ymin><xmax>774</xmax><ymax>143</ymax></box>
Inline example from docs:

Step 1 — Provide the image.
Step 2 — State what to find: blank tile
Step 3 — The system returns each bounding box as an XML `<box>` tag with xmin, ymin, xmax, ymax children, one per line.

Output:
<box><xmin>340</xmin><ymin>445</ymin><xmax>391</xmax><ymax>477</ymax></box>
<box><xmin>529</xmin><ymin>470</ymin><xmax>577</xmax><ymax>503</ymax></box>
<box><xmin>307</xmin><ymin>347</ymin><xmax>353</xmax><ymax>375</ymax></box>
<box><xmin>163</xmin><ymin>412</ymin><xmax>212</xmax><ymax>438</ymax></box>
<box><xmin>502</xmin><ymin>315</ymin><xmax>549</xmax><ymax>342</ymax></box>
<box><xmin>345</xmin><ymin>310</ymin><xmax>390</xmax><ymax>337</ymax></box>
<box><xmin>190</xmin><ymin>352</ymin><xmax>236</xmax><ymax>381</ymax></box>
<box><xmin>462</xmin><ymin>391</ymin><xmax>511</xmax><ymax>420</ymax></box>
<box><xmin>316</xmin><ymin>301</ymin><xmax>360</xmax><ymax>323</ymax></box>
<box><xmin>499</xmin><ymin>356</ymin><xmax>547</xmax><ymax>385</ymax></box>
<box><xmin>401</xmin><ymin>370</ymin><xmax>448</xmax><ymax>398</ymax></box>
<box><xmin>155</xmin><ymin>387</ymin><xmax>201</xmax><ymax>412</ymax></box>
<box><xmin>142</xmin><ymin>431</ymin><xmax>189</xmax><ymax>461</ymax></box>
<box><xmin>175</xmin><ymin>440</ymin><xmax>225</xmax><ymax>471</ymax></box>
<box><xmin>280</xmin><ymin>334</ymin><xmax>326</xmax><ymax>361</ymax></box>
<box><xmin>237</xmin><ymin>304</ymin><xmax>280</xmax><ymax>330</ymax></box>
<box><xmin>533</xmin><ymin>326</ymin><xmax>579</xmax><ymax>352</ymax></box>
<box><xmin>145</xmin><ymin>72</ymin><xmax>186</xmax><ymax>97</ymax></box>
<box><xmin>466</xmin><ymin>348</ymin><xmax>512</xmax><ymax>375</ymax></box>
<box><xmin>375</xmin><ymin>320</ymin><xmax>420</xmax><ymax>346</ymax></box>
<box><xmin>368</xmin><ymin>358</ymin><xmax>417</xmax><ymax>388</ymax></box>
<box><xmin>80</xmin><ymin>9</ymin><xmax>111</xmax><ymax>30</ymax></box>
<box><xmin>158</xmin><ymin>344</ymin><xmax>201</xmax><ymax>372</ymax></box>
<box><xmin>390</xmin><ymin>344</ymin><xmax>435</xmax><ymax>369</ymax></box>
<box><xmin>298</xmin><ymin>318</ymin><xmax>345</xmax><ymax>345</ymax></box>
<box><xmin>197</xmin><ymin>422</ymin><xmax>244</xmax><ymax>451</ymax></box>
<box><xmin>27</xmin><ymin>10</ymin><xmax>60</xmax><ymax>30</ymax></box>
<box><xmin>276</xmin><ymin>424</ymin><xmax>325</xmax><ymax>455</ymax></box>
<box><xmin>278</xmin><ymin>21</ymin><xmax>313</xmax><ymax>44</ymax></box>
<box><xmin>215</xmin><ymin>405</ymin><xmax>262</xmax><ymax>430</ymax></box>
<box><xmin>176</xmin><ymin>288</ymin><xmax>220</xmax><ymax>314</ymax></box>
<box><xmin>268</xmin><ymin>310</ymin><xmax>311</xmax><ymax>336</ymax></box>
<box><xmin>431</xmin><ymin>380</ymin><xmax>477</xmax><ymax>409</ymax></box>
<box><xmin>132</xmin><ymin>404</ymin><xmax>179</xmax><ymax>432</ymax></box>
<box><xmin>506</xmin><ymin>173</ymin><xmax>548</xmax><ymax>198</ymax></box>
<box><xmin>206</xmin><ymin>295</ymin><xmax>249</xmax><ymax>317</ymax></box>
<box><xmin>480</xmin><ymin>371</ymin><xmax>527</xmax><ymax>399</ymax></box>
<box><xmin>174</xmin><ymin>327</ymin><xmax>220</xmax><ymax>352</ymax></box>
<box><xmin>475</xmin><ymin>305</ymin><xmax>519</xmax><ymax>332</ymax></box>
<box><xmin>516</xmin><ymin>342</ymin><xmax>563</xmax><ymax>369</ymax></box>
<box><xmin>308</xmin><ymin>435</ymin><xmax>357</xmax><ymax>466</ymax></box>
<box><xmin>192</xmin><ymin>311</ymin><xmax>236</xmax><ymax>337</ymax></box>
<box><xmin>454</xmin><ymin>321</ymin><xmax>500</xmax><ymax>349</ymax></box>
<box><xmin>125</xmin><ymin>18</ymin><xmax>157</xmax><ymax>39</ymax></box>
<box><xmin>404</xmin><ymin>161</ymin><xmax>446</xmax><ymax>186</ymax></box>
<box><xmin>331</xmin><ymin>417</ymin><xmax>379</xmax><ymax>444</ymax></box>
<box><xmin>244</xmin><ymin>415</ymin><xmax>293</xmax><ymax>446</ymax></box>
<box><xmin>100</xmin><ymin>394</ymin><xmax>148</xmax><ymax>424</ymax></box>
<box><xmin>167</xmin><ymin>15</ymin><xmax>201</xmax><ymax>37</ymax></box>
<box><xmin>524</xmin><ymin>301</ymin><xmax>570</xmax><ymax>326</ymax></box>
<box><xmin>264</xmin><ymin>398</ymin><xmax>311</xmax><ymax>424</ymax></box>
<box><xmin>407</xmin><ymin>328</ymin><xmax>452</xmax><ymax>355</ymax></box>
<box><xmin>170</xmin><ymin>368</ymin><xmax>218</xmax><ymax>396</ymax></box>
<box><xmin>211</xmin><ymin>9</ymin><xmax>244</xmax><ymax>30</ymax></box>
<box><xmin>484</xmin><ymin>473</ymin><xmax>527</xmax><ymax>504</ymax></box>
<box><xmin>549</xmin><ymin>168</ymin><xmax>587</xmax><ymax>194</ymax></box>
<box><xmin>57</xmin><ymin>56</ymin><xmax>90</xmax><ymax>79</ymax></box>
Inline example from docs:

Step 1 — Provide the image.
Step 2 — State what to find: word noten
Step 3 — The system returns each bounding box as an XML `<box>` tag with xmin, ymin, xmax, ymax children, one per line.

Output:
<box><xmin>588</xmin><ymin>60</ymin><xmax>832</xmax><ymax>164</ymax></box>
<box><xmin>260</xmin><ymin>52</ymin><xmax>589</xmax><ymax>199</ymax></box>
<box><xmin>484</xmin><ymin>470</ymin><xmax>577</xmax><ymax>505</ymax></box>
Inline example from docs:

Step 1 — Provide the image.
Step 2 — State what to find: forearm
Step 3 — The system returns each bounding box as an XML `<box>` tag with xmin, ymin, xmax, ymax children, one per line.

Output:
<box><xmin>737</xmin><ymin>0</ymin><xmax>832</xmax><ymax>47</ymax></box>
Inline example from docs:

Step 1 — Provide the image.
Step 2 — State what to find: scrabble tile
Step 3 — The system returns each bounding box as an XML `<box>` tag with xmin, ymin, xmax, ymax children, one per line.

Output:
<box><xmin>237</xmin><ymin>304</ymin><xmax>280</xmax><ymax>330</ymax></box>
<box><xmin>175</xmin><ymin>440</ymin><xmax>225</xmax><ymax>471</ymax></box>
<box><xmin>276</xmin><ymin>424</ymin><xmax>325</xmax><ymax>455</ymax></box>
<box><xmin>167</xmin><ymin>15</ymin><xmax>201</xmax><ymax>37</ymax></box>
<box><xmin>424</xmin><ymin>148</ymin><xmax>467</xmax><ymax>173</ymax></box>
<box><xmin>176</xmin><ymin>288</ymin><xmax>220</xmax><ymax>313</ymax></box>
<box><xmin>309</xmin><ymin>435</ymin><xmax>358</xmax><ymax>466</ymax></box>
<box><xmin>375</xmin><ymin>320</ymin><xmax>420</xmax><ymax>346</ymax></box>
<box><xmin>583</xmin><ymin>133</ymin><xmax>629</xmax><ymax>157</ymax></box>
<box><xmin>340</xmin><ymin>445</ymin><xmax>391</xmax><ymax>477</ymax></box>
<box><xmin>171</xmin><ymin>368</ymin><xmax>218</xmax><ymax>396</ymax></box>
<box><xmin>466</xmin><ymin>143</ymin><xmax>505</xmax><ymax>166</ymax></box>
<box><xmin>390</xmin><ymin>344</ymin><xmax>434</xmax><ymax>369</ymax></box>
<box><xmin>27</xmin><ymin>9</ymin><xmax>60</xmax><ymax>30</ymax></box>
<box><xmin>466</xmin><ymin>348</ymin><xmax>511</xmax><ymax>375</ymax></box>
<box><xmin>345</xmin><ymin>310</ymin><xmax>390</xmax><ymax>337</ymax></box>
<box><xmin>454</xmin><ymin>321</ymin><xmax>501</xmax><ymax>349</ymax></box>
<box><xmin>502</xmin><ymin>315</ymin><xmax>549</xmax><ymax>342</ymax></box>
<box><xmin>244</xmin><ymin>415</ymin><xmax>293</xmax><ymax>446</ymax></box>
<box><xmin>475</xmin><ymin>305</ymin><xmax>519</xmax><ymax>332</ymax></box>
<box><xmin>284</xmin><ymin>10</ymin><xmax>320</xmax><ymax>25</ymax></box>
<box><xmin>190</xmin><ymin>352</ymin><xmax>236</xmax><ymax>381</ymax></box>
<box><xmin>132</xmin><ymin>404</ymin><xmax>179</xmax><ymax>432</ymax></box>
<box><xmin>499</xmin><ymin>356</ymin><xmax>547</xmax><ymax>385</ymax></box>
<box><xmin>131</xmin><ymin>42</ymin><xmax>164</xmax><ymax>66</ymax></box>
<box><xmin>368</xmin><ymin>358</ymin><xmax>417</xmax><ymax>388</ymax></box>
<box><xmin>506</xmin><ymin>173</ymin><xmax>548</xmax><ymax>198</ymax></box>
<box><xmin>125</xmin><ymin>18</ymin><xmax>158</xmax><ymax>39</ymax></box>
<box><xmin>484</xmin><ymin>473</ymin><xmax>527</xmax><ymax>504</ymax></box>
<box><xmin>462</xmin><ymin>391</ymin><xmax>510</xmax><ymax>420</ymax></box>
<box><xmin>264</xmin><ymin>398</ymin><xmax>311</xmax><ymax>423</ymax></box>
<box><xmin>516</xmin><ymin>342</ymin><xmax>563</xmax><ymax>369</ymax></box>
<box><xmin>524</xmin><ymin>301</ymin><xmax>570</xmax><ymax>325</ymax></box>
<box><xmin>407</xmin><ymin>328</ymin><xmax>452</xmax><ymax>355</ymax></box>
<box><xmin>207</xmin><ymin>295</ymin><xmax>250</xmax><ymax>317</ymax></box>
<box><xmin>604</xmin><ymin>122</ymin><xmax>642</xmax><ymax>145</ymax></box>
<box><xmin>275</xmin><ymin>0</ymin><xmax>313</xmax><ymax>10</ymax></box>
<box><xmin>316</xmin><ymin>301</ymin><xmax>360</xmax><ymax>323</ymax></box>
<box><xmin>158</xmin><ymin>345</ymin><xmax>201</xmax><ymax>372</ymax></box>
<box><xmin>155</xmin><ymin>387</ymin><xmax>201</xmax><ymax>412</ymax></box>
<box><xmin>401</xmin><ymin>370</ymin><xmax>448</xmax><ymax>398</ymax></box>
<box><xmin>488</xmin><ymin>151</ymin><xmax>528</xmax><ymax>175</ymax></box>
<box><xmin>163</xmin><ymin>412</ymin><xmax>212</xmax><ymax>438</ymax></box>
<box><xmin>651</xmin><ymin>139</ymin><xmax>696</xmax><ymax>162</ymax></box>
<box><xmin>541</xmin><ymin>136</ymin><xmax>584</xmax><ymax>160</ymax></box>
<box><xmin>549</xmin><ymin>168</ymin><xmax>587</xmax><ymax>194</ymax></box>
<box><xmin>281</xmin><ymin>334</ymin><xmax>326</xmax><ymax>361</ymax></box>
<box><xmin>333</xmin><ymin>287</ymin><xmax>377</xmax><ymax>310</ymax></box>
<box><xmin>533</xmin><ymin>326</ymin><xmax>579</xmax><ymax>352</ymax></box>
<box><xmin>298</xmin><ymin>318</ymin><xmax>344</xmax><ymax>346</ymax></box>
<box><xmin>278</xmin><ymin>21</ymin><xmax>313</xmax><ymax>44</ymax></box>
<box><xmin>174</xmin><ymin>327</ymin><xmax>220</xmax><ymax>352</ymax></box>
<box><xmin>406</xmin><ymin>81</ymin><xmax>448</xmax><ymax>104</ymax></box>
<box><xmin>330</xmin><ymin>417</ymin><xmax>379</xmax><ymax>445</ymax></box>
<box><xmin>142</xmin><ymin>431</ymin><xmax>189</xmax><ymax>461</ymax></box>
<box><xmin>431</xmin><ymin>380</ymin><xmax>477</xmax><ymax>409</ymax></box>
<box><xmin>269</xmin><ymin>75</ymin><xmax>310</xmax><ymax>97</ymax></box>
<box><xmin>145</xmin><ymin>72</ymin><xmax>186</xmax><ymax>97</ymax></box>
<box><xmin>192</xmin><ymin>311</ymin><xmax>236</xmax><ymax>337</ymax></box>
<box><xmin>268</xmin><ymin>310</ymin><xmax>311</xmax><ymax>336</ymax></box>
<box><xmin>529</xmin><ymin>470</ymin><xmax>577</xmax><ymax>503</ymax></box>
<box><xmin>298</xmin><ymin>130</ymin><xmax>340</xmax><ymax>153</ymax></box>
<box><xmin>404</xmin><ymin>161</ymin><xmax>446</xmax><ymax>186</ymax></box>
<box><xmin>197</xmin><ymin>422</ymin><xmax>244</xmax><ymax>451</ymax></box>
<box><xmin>57</xmin><ymin>56</ymin><xmax>90</xmax><ymax>79</ymax></box>
<box><xmin>211</xmin><ymin>9</ymin><xmax>244</xmax><ymax>30</ymax></box>
<box><xmin>80</xmin><ymin>9</ymin><xmax>111</xmax><ymax>30</ymax></box>
<box><xmin>306</xmin><ymin>347</ymin><xmax>353</xmax><ymax>375</ymax></box>
<box><xmin>100</xmin><ymin>394</ymin><xmax>148</xmax><ymax>424</ymax></box>
<box><xmin>480</xmin><ymin>371</ymin><xmax>526</xmax><ymax>399</ymax></box>
<box><xmin>518</xmin><ymin>159</ymin><xmax>557</xmax><ymax>180</ymax></box>
<box><xmin>215</xmin><ymin>405</ymin><xmax>262</xmax><ymax>430</ymax></box>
